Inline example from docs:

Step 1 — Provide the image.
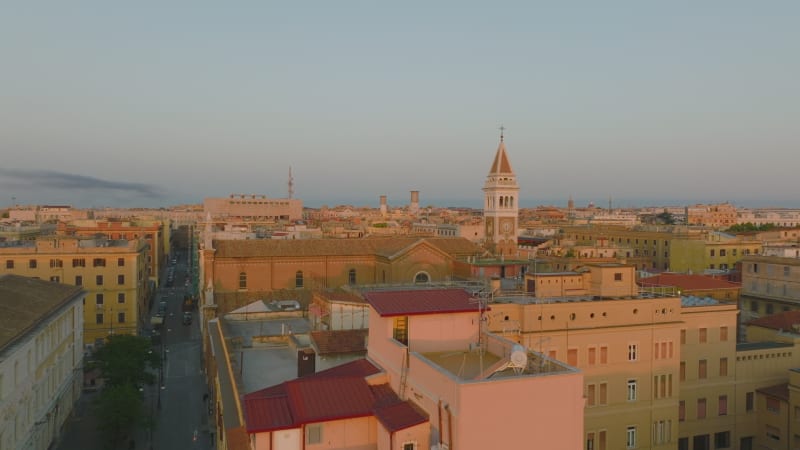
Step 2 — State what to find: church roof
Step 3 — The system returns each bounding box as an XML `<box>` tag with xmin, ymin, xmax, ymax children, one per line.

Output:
<box><xmin>213</xmin><ymin>237</ymin><xmax>481</xmax><ymax>259</ymax></box>
<box><xmin>487</xmin><ymin>139</ymin><xmax>515</xmax><ymax>176</ymax></box>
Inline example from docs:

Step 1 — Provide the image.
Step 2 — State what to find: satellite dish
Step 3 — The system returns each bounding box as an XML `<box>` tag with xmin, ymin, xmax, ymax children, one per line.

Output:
<box><xmin>510</xmin><ymin>344</ymin><xmax>528</xmax><ymax>369</ymax></box>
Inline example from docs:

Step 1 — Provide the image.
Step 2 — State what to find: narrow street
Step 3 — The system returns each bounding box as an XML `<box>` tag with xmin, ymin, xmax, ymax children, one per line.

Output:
<box><xmin>57</xmin><ymin>246</ymin><xmax>210</xmax><ymax>450</ymax></box>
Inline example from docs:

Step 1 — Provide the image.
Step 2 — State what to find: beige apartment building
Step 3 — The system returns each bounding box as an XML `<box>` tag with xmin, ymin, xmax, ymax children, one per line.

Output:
<box><xmin>740</xmin><ymin>254</ymin><xmax>800</xmax><ymax>322</ymax></box>
<box><xmin>0</xmin><ymin>275</ymin><xmax>85</xmax><ymax>450</ymax></box>
<box><xmin>687</xmin><ymin>203</ymin><xmax>738</xmax><ymax>229</ymax></box>
<box><xmin>559</xmin><ymin>225</ymin><xmax>762</xmax><ymax>273</ymax></box>
<box><xmin>0</xmin><ymin>236</ymin><xmax>150</xmax><ymax>347</ymax></box>
<box><xmin>204</xmin><ymin>193</ymin><xmax>303</xmax><ymax>223</ymax></box>
<box><xmin>487</xmin><ymin>262</ymin><xmax>800</xmax><ymax>450</ymax></box>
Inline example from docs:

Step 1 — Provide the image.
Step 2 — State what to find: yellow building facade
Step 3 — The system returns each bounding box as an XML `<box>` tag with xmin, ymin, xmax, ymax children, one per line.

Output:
<box><xmin>670</xmin><ymin>232</ymin><xmax>762</xmax><ymax>274</ymax></box>
<box><xmin>0</xmin><ymin>236</ymin><xmax>150</xmax><ymax>347</ymax></box>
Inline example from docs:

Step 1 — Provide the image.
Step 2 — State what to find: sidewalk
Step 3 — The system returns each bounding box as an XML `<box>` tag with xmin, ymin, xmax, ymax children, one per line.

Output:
<box><xmin>55</xmin><ymin>390</ymin><xmax>103</xmax><ymax>450</ymax></box>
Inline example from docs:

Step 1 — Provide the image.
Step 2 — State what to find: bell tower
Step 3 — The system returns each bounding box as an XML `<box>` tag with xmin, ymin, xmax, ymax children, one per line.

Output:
<box><xmin>482</xmin><ymin>128</ymin><xmax>519</xmax><ymax>257</ymax></box>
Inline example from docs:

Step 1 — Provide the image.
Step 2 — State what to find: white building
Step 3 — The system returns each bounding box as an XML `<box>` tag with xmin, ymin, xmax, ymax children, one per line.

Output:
<box><xmin>0</xmin><ymin>275</ymin><xmax>85</xmax><ymax>450</ymax></box>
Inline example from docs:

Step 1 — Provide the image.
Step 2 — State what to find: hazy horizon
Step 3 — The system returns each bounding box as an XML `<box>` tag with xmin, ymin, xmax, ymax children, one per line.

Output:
<box><xmin>2</xmin><ymin>3</ymin><xmax>798</xmax><ymax>209</ymax></box>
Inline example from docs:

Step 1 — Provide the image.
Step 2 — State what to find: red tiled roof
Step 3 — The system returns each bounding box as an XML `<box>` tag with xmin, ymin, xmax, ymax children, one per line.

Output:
<box><xmin>375</xmin><ymin>401</ymin><xmax>429</xmax><ymax>433</ymax></box>
<box><xmin>213</xmin><ymin>237</ymin><xmax>481</xmax><ymax>259</ymax></box>
<box><xmin>638</xmin><ymin>273</ymin><xmax>740</xmax><ymax>291</ymax></box>
<box><xmin>311</xmin><ymin>329</ymin><xmax>368</xmax><ymax>355</ymax></box>
<box><xmin>244</xmin><ymin>359</ymin><xmax>383</xmax><ymax>433</ymax></box>
<box><xmin>312</xmin><ymin>358</ymin><xmax>381</xmax><ymax>378</ymax></box>
<box><xmin>364</xmin><ymin>288</ymin><xmax>481</xmax><ymax>317</ymax></box>
<box><xmin>747</xmin><ymin>311</ymin><xmax>800</xmax><ymax>331</ymax></box>
<box><xmin>287</xmin><ymin>376</ymin><xmax>375</xmax><ymax>423</ymax></box>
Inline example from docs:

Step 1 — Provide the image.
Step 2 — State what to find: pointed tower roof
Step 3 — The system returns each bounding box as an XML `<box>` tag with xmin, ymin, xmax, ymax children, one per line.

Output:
<box><xmin>487</xmin><ymin>136</ymin><xmax>515</xmax><ymax>176</ymax></box>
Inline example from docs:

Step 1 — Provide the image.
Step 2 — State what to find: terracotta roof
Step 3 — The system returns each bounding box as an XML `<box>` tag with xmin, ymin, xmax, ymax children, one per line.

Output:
<box><xmin>364</xmin><ymin>288</ymin><xmax>481</xmax><ymax>317</ymax></box>
<box><xmin>747</xmin><ymin>311</ymin><xmax>800</xmax><ymax>331</ymax></box>
<box><xmin>311</xmin><ymin>329</ymin><xmax>368</xmax><ymax>355</ymax></box>
<box><xmin>0</xmin><ymin>275</ymin><xmax>84</xmax><ymax>352</ymax></box>
<box><xmin>213</xmin><ymin>237</ymin><xmax>481</xmax><ymax>259</ymax></box>
<box><xmin>757</xmin><ymin>383</ymin><xmax>789</xmax><ymax>401</ymax></box>
<box><xmin>488</xmin><ymin>140</ymin><xmax>515</xmax><ymax>175</ymax></box>
<box><xmin>638</xmin><ymin>273</ymin><xmax>740</xmax><ymax>291</ymax></box>
<box><xmin>244</xmin><ymin>359</ymin><xmax>428</xmax><ymax>434</ymax></box>
<box><xmin>374</xmin><ymin>400</ymin><xmax>429</xmax><ymax>433</ymax></box>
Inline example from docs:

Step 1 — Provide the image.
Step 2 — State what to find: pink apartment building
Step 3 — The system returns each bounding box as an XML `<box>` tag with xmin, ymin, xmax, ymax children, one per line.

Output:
<box><xmin>243</xmin><ymin>288</ymin><xmax>584</xmax><ymax>450</ymax></box>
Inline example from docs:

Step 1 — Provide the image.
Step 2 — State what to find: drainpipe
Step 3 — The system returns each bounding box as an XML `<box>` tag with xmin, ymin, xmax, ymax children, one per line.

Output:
<box><xmin>438</xmin><ymin>400</ymin><xmax>444</xmax><ymax>448</ymax></box>
<box><xmin>445</xmin><ymin>404</ymin><xmax>453</xmax><ymax>450</ymax></box>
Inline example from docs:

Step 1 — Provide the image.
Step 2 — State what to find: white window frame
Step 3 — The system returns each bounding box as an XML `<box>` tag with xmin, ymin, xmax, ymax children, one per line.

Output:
<box><xmin>628</xmin><ymin>344</ymin><xmax>638</xmax><ymax>362</ymax></box>
<box><xmin>627</xmin><ymin>379</ymin><xmax>637</xmax><ymax>401</ymax></box>
<box><xmin>626</xmin><ymin>426</ymin><xmax>637</xmax><ymax>449</ymax></box>
<box><xmin>402</xmin><ymin>442</ymin><xmax>417</xmax><ymax>450</ymax></box>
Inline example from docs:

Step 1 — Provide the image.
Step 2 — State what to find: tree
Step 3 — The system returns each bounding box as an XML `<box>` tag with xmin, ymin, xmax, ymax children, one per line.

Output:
<box><xmin>92</xmin><ymin>334</ymin><xmax>160</xmax><ymax>388</ymax></box>
<box><xmin>91</xmin><ymin>335</ymin><xmax>160</xmax><ymax>448</ymax></box>
<box><xmin>94</xmin><ymin>384</ymin><xmax>152</xmax><ymax>449</ymax></box>
<box><xmin>655</xmin><ymin>211</ymin><xmax>676</xmax><ymax>225</ymax></box>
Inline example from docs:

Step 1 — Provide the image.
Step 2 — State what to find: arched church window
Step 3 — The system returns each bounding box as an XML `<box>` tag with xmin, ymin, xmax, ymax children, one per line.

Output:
<box><xmin>348</xmin><ymin>268</ymin><xmax>356</xmax><ymax>285</ymax></box>
<box><xmin>295</xmin><ymin>270</ymin><xmax>304</xmax><ymax>289</ymax></box>
<box><xmin>238</xmin><ymin>272</ymin><xmax>247</xmax><ymax>290</ymax></box>
<box><xmin>414</xmin><ymin>272</ymin><xmax>430</xmax><ymax>284</ymax></box>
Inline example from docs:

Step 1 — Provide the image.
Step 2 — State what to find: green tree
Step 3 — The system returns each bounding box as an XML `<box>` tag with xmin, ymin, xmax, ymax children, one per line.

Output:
<box><xmin>92</xmin><ymin>334</ymin><xmax>160</xmax><ymax>388</ymax></box>
<box><xmin>655</xmin><ymin>211</ymin><xmax>676</xmax><ymax>225</ymax></box>
<box><xmin>91</xmin><ymin>335</ymin><xmax>160</xmax><ymax>448</ymax></box>
<box><xmin>94</xmin><ymin>384</ymin><xmax>152</xmax><ymax>449</ymax></box>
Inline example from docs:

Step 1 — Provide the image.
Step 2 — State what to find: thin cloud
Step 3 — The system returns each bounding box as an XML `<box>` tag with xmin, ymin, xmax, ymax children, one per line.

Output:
<box><xmin>0</xmin><ymin>168</ymin><xmax>162</xmax><ymax>198</ymax></box>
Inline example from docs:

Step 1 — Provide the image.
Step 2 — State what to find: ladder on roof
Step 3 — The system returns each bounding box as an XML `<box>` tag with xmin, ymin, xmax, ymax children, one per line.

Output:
<box><xmin>399</xmin><ymin>348</ymin><xmax>409</xmax><ymax>399</ymax></box>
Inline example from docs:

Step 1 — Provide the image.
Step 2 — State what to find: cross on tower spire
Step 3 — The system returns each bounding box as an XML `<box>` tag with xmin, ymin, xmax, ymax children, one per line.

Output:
<box><xmin>499</xmin><ymin>125</ymin><xmax>506</xmax><ymax>142</ymax></box>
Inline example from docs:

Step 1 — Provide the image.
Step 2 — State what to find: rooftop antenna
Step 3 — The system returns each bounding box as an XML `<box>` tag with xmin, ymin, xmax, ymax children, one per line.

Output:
<box><xmin>287</xmin><ymin>166</ymin><xmax>294</xmax><ymax>199</ymax></box>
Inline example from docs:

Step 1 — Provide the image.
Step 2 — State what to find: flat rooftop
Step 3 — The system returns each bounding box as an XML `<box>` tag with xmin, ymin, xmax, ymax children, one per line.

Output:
<box><xmin>737</xmin><ymin>341</ymin><xmax>794</xmax><ymax>352</ymax></box>
<box><xmin>421</xmin><ymin>347</ymin><xmax>575</xmax><ymax>382</ymax></box>
<box><xmin>218</xmin><ymin>317</ymin><xmax>362</xmax><ymax>394</ymax></box>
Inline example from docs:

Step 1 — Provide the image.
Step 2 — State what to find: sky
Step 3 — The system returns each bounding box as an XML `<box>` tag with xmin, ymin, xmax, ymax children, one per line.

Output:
<box><xmin>1</xmin><ymin>2</ymin><xmax>798</xmax><ymax>209</ymax></box>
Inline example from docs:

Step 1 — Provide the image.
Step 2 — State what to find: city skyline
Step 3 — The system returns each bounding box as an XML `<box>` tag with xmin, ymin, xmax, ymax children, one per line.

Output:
<box><xmin>2</xmin><ymin>3</ymin><xmax>798</xmax><ymax>209</ymax></box>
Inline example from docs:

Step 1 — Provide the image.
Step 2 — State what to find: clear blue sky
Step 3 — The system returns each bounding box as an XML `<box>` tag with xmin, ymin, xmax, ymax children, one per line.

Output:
<box><xmin>1</xmin><ymin>2</ymin><xmax>798</xmax><ymax>209</ymax></box>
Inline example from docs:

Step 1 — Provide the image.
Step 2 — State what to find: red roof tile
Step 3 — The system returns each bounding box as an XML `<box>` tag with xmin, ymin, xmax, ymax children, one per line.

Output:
<box><xmin>287</xmin><ymin>376</ymin><xmax>376</xmax><ymax>423</ymax></box>
<box><xmin>312</xmin><ymin>358</ymin><xmax>381</xmax><ymax>379</ymax></box>
<box><xmin>747</xmin><ymin>310</ymin><xmax>800</xmax><ymax>331</ymax></box>
<box><xmin>638</xmin><ymin>273</ymin><xmax>741</xmax><ymax>291</ymax></box>
<box><xmin>375</xmin><ymin>401</ymin><xmax>429</xmax><ymax>433</ymax></box>
<box><xmin>364</xmin><ymin>288</ymin><xmax>481</xmax><ymax>317</ymax></box>
<box><xmin>244</xmin><ymin>359</ymin><xmax>389</xmax><ymax>433</ymax></box>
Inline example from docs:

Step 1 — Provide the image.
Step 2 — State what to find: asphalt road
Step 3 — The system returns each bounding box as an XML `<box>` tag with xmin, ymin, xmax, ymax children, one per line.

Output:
<box><xmin>57</xmin><ymin>249</ymin><xmax>211</xmax><ymax>450</ymax></box>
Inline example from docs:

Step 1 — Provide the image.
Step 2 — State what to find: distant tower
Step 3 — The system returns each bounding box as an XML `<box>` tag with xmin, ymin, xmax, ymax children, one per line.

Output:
<box><xmin>568</xmin><ymin>195</ymin><xmax>575</xmax><ymax>222</ymax></box>
<box><xmin>608</xmin><ymin>196</ymin><xmax>612</xmax><ymax>214</ymax></box>
<box><xmin>288</xmin><ymin>166</ymin><xmax>294</xmax><ymax>199</ymax></box>
<box><xmin>409</xmin><ymin>190</ymin><xmax>420</xmax><ymax>215</ymax></box>
<box><xmin>483</xmin><ymin>127</ymin><xmax>519</xmax><ymax>257</ymax></box>
<box><xmin>380</xmin><ymin>195</ymin><xmax>388</xmax><ymax>218</ymax></box>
